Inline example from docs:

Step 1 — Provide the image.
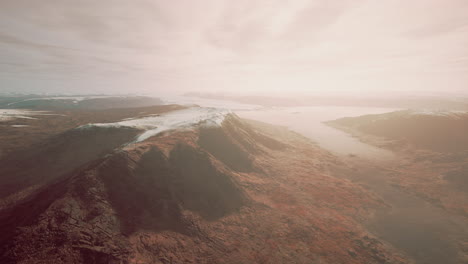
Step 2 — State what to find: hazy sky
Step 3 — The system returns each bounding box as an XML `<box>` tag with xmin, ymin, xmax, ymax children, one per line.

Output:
<box><xmin>1</xmin><ymin>0</ymin><xmax>467</xmax><ymax>96</ymax></box>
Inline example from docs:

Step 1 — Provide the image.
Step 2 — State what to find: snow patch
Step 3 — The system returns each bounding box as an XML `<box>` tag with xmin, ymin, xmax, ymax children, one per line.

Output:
<box><xmin>80</xmin><ymin>107</ymin><xmax>230</xmax><ymax>142</ymax></box>
<box><xmin>0</xmin><ymin>109</ymin><xmax>46</xmax><ymax>122</ymax></box>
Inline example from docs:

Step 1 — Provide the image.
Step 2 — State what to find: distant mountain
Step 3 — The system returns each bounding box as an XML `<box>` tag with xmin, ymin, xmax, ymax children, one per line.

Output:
<box><xmin>0</xmin><ymin>96</ymin><xmax>163</xmax><ymax>110</ymax></box>
<box><xmin>328</xmin><ymin>110</ymin><xmax>468</xmax><ymax>153</ymax></box>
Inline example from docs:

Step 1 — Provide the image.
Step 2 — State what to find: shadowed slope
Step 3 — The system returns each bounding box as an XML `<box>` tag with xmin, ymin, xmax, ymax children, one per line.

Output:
<box><xmin>0</xmin><ymin>126</ymin><xmax>141</xmax><ymax>200</ymax></box>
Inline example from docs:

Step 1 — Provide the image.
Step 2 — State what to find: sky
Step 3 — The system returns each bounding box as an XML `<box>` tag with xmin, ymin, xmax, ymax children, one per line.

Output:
<box><xmin>0</xmin><ymin>0</ymin><xmax>467</xmax><ymax>96</ymax></box>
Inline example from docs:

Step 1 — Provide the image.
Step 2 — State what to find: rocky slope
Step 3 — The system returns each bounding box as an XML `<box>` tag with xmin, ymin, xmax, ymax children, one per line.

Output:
<box><xmin>0</xmin><ymin>110</ymin><xmax>411</xmax><ymax>264</ymax></box>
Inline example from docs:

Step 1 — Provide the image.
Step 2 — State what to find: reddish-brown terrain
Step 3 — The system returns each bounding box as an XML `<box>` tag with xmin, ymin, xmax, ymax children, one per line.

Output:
<box><xmin>0</xmin><ymin>107</ymin><xmax>411</xmax><ymax>264</ymax></box>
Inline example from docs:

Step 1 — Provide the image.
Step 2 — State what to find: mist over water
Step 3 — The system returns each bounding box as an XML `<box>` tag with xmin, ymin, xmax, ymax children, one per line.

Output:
<box><xmin>236</xmin><ymin>106</ymin><xmax>398</xmax><ymax>158</ymax></box>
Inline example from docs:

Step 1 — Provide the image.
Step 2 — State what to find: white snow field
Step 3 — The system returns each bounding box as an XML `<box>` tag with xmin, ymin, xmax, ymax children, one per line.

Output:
<box><xmin>80</xmin><ymin>107</ymin><xmax>230</xmax><ymax>142</ymax></box>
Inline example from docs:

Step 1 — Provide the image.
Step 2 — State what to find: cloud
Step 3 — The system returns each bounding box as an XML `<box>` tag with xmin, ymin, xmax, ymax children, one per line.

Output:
<box><xmin>0</xmin><ymin>0</ymin><xmax>467</xmax><ymax>95</ymax></box>
<box><xmin>405</xmin><ymin>18</ymin><xmax>468</xmax><ymax>39</ymax></box>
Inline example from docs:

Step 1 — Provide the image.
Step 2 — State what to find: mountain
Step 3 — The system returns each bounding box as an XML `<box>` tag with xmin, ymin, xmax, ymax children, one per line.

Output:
<box><xmin>328</xmin><ymin>109</ymin><xmax>468</xmax><ymax>153</ymax></box>
<box><xmin>0</xmin><ymin>108</ymin><xmax>409</xmax><ymax>264</ymax></box>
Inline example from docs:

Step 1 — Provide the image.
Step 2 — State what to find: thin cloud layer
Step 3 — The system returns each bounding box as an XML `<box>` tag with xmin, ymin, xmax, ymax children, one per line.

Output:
<box><xmin>0</xmin><ymin>0</ymin><xmax>467</xmax><ymax>95</ymax></box>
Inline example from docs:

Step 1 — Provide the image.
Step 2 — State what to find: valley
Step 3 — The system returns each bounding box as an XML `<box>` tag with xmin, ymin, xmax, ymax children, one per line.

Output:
<box><xmin>0</xmin><ymin>96</ymin><xmax>466</xmax><ymax>263</ymax></box>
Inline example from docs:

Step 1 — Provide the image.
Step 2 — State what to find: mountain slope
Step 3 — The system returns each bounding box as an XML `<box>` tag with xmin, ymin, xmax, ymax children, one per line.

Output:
<box><xmin>0</xmin><ymin>126</ymin><xmax>141</xmax><ymax>202</ymax></box>
<box><xmin>0</xmin><ymin>112</ymin><xmax>410</xmax><ymax>264</ymax></box>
